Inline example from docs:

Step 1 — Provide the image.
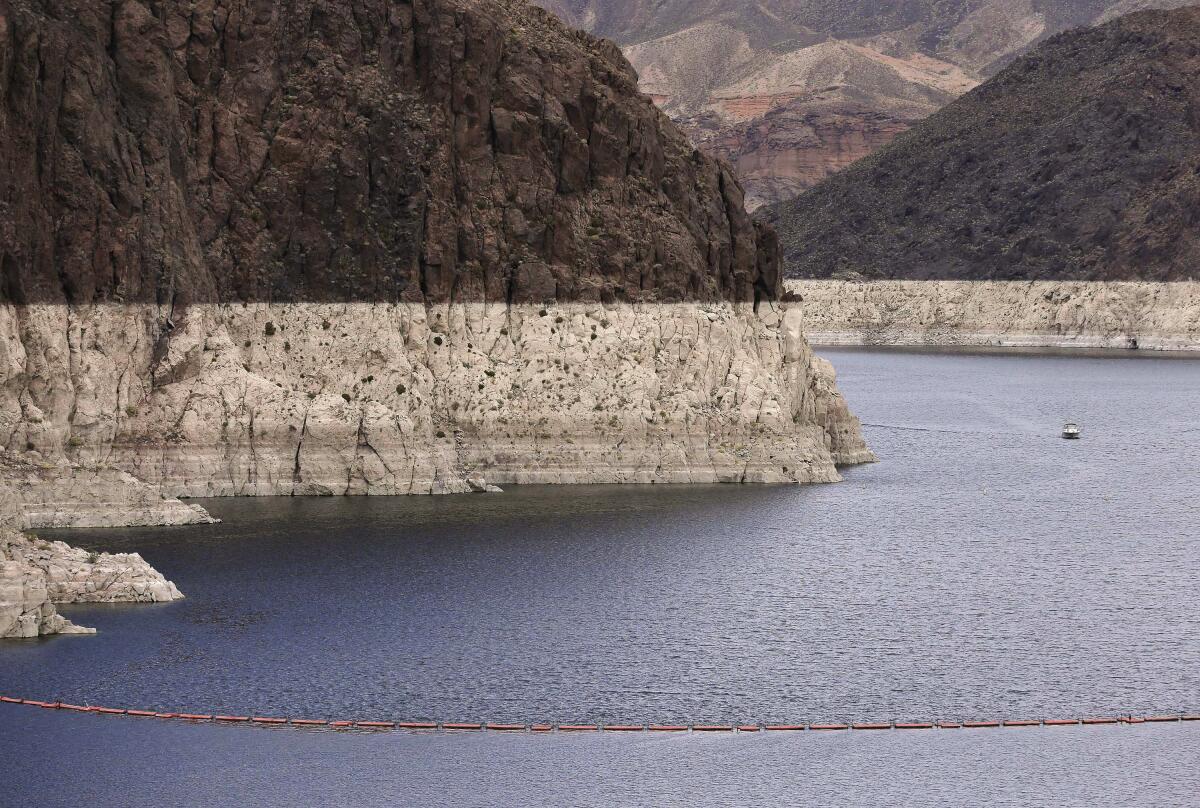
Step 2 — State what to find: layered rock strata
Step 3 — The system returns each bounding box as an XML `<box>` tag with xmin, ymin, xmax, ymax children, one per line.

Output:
<box><xmin>625</xmin><ymin>34</ymin><xmax>975</xmax><ymax>210</ymax></box>
<box><xmin>679</xmin><ymin>98</ymin><xmax>918</xmax><ymax>212</ymax></box>
<box><xmin>0</xmin><ymin>0</ymin><xmax>871</xmax><ymax>512</ymax></box>
<box><xmin>789</xmin><ymin>280</ymin><xmax>1200</xmax><ymax>351</ymax></box>
<box><xmin>3</xmin><ymin>301</ymin><xmax>866</xmax><ymax>496</ymax></box>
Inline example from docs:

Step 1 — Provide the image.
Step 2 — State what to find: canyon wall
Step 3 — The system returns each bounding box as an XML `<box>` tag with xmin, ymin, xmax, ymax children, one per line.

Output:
<box><xmin>789</xmin><ymin>280</ymin><xmax>1200</xmax><ymax>351</ymax></box>
<box><xmin>0</xmin><ymin>0</ymin><xmax>870</xmax><ymax>524</ymax></box>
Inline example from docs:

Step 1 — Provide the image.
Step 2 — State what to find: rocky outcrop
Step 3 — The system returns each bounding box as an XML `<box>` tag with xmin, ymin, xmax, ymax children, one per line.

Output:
<box><xmin>769</xmin><ymin>9</ymin><xmax>1200</xmax><ymax>282</ymax></box>
<box><xmin>0</xmin><ymin>524</ymin><xmax>183</xmax><ymax>639</ymax></box>
<box><xmin>808</xmin><ymin>356</ymin><xmax>874</xmax><ymax>465</ymax></box>
<box><xmin>0</xmin><ymin>0</ymin><xmax>871</xmax><ymax>508</ymax></box>
<box><xmin>788</xmin><ymin>280</ymin><xmax>1200</xmax><ymax>350</ymax></box>
<box><xmin>1</xmin><ymin>529</ymin><xmax>183</xmax><ymax>605</ymax></box>
<box><xmin>0</xmin><ymin>479</ymin><xmax>183</xmax><ymax>639</ymax></box>
<box><xmin>0</xmin><ymin>546</ymin><xmax>95</xmax><ymax>638</ymax></box>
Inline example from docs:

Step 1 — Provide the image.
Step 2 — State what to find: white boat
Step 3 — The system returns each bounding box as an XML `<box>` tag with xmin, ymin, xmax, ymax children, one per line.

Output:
<box><xmin>1062</xmin><ymin>422</ymin><xmax>1082</xmax><ymax>439</ymax></box>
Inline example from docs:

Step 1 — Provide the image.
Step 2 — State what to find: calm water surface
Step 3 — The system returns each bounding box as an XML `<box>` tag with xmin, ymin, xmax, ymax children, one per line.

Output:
<box><xmin>2</xmin><ymin>349</ymin><xmax>1198</xmax><ymax>805</ymax></box>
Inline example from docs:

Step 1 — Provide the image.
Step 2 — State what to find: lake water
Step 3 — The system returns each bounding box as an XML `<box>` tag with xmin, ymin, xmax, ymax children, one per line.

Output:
<box><xmin>3</xmin><ymin>348</ymin><xmax>1199</xmax><ymax>805</ymax></box>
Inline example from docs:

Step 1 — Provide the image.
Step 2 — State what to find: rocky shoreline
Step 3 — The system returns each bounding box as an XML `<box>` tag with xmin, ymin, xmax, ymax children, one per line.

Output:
<box><xmin>789</xmin><ymin>281</ymin><xmax>1200</xmax><ymax>351</ymax></box>
<box><xmin>0</xmin><ymin>453</ymin><xmax>216</xmax><ymax>531</ymax></box>
<box><xmin>0</xmin><ymin>456</ymin><xmax>190</xmax><ymax>639</ymax></box>
<box><xmin>1</xmin><ymin>298</ymin><xmax>872</xmax><ymax>640</ymax></box>
<box><xmin>0</xmin><ymin>0</ymin><xmax>875</xmax><ymax>639</ymax></box>
<box><xmin>0</xmin><ymin>521</ymin><xmax>184</xmax><ymax>640</ymax></box>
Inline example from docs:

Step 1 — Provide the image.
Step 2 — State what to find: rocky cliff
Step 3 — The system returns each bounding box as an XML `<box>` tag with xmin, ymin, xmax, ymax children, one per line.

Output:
<box><xmin>1</xmin><ymin>0</ymin><xmax>870</xmax><ymax>516</ymax></box>
<box><xmin>768</xmin><ymin>9</ymin><xmax>1200</xmax><ymax>282</ymax></box>
<box><xmin>2</xmin><ymin>0</ymin><xmax>781</xmax><ymax>307</ymax></box>
<box><xmin>535</xmin><ymin>0</ymin><xmax>1192</xmax><ymax>209</ymax></box>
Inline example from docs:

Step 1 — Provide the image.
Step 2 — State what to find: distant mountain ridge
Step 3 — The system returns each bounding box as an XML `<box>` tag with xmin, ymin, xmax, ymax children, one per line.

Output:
<box><xmin>534</xmin><ymin>0</ymin><xmax>1197</xmax><ymax>209</ymax></box>
<box><xmin>765</xmin><ymin>8</ymin><xmax>1200</xmax><ymax>281</ymax></box>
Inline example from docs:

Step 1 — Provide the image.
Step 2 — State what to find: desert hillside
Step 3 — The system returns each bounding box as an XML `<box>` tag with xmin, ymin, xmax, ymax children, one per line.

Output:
<box><xmin>536</xmin><ymin>0</ymin><xmax>1196</xmax><ymax>209</ymax></box>
<box><xmin>766</xmin><ymin>8</ymin><xmax>1200</xmax><ymax>282</ymax></box>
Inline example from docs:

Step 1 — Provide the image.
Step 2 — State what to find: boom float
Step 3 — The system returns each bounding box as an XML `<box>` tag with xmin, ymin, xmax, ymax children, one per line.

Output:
<box><xmin>2</xmin><ymin>696</ymin><xmax>1196</xmax><ymax>734</ymax></box>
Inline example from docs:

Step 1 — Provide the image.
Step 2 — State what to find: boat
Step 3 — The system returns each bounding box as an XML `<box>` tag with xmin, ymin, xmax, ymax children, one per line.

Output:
<box><xmin>1062</xmin><ymin>422</ymin><xmax>1082</xmax><ymax>439</ymax></box>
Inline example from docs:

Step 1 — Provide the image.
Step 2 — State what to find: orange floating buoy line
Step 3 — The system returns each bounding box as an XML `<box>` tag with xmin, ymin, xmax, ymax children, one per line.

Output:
<box><xmin>2</xmin><ymin>696</ymin><xmax>1196</xmax><ymax>735</ymax></box>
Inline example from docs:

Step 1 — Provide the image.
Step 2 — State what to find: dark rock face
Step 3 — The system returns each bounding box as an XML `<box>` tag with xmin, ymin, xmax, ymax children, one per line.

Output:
<box><xmin>766</xmin><ymin>8</ymin><xmax>1200</xmax><ymax>282</ymax></box>
<box><xmin>0</xmin><ymin>0</ymin><xmax>779</xmax><ymax>305</ymax></box>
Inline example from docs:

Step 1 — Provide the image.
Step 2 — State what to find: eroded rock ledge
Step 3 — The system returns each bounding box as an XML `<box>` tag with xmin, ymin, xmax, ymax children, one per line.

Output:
<box><xmin>3</xmin><ymin>300</ymin><xmax>872</xmax><ymax>500</ymax></box>
<box><xmin>789</xmin><ymin>281</ymin><xmax>1200</xmax><ymax>351</ymax></box>
<box><xmin>0</xmin><ymin>452</ymin><xmax>215</xmax><ymax>530</ymax></box>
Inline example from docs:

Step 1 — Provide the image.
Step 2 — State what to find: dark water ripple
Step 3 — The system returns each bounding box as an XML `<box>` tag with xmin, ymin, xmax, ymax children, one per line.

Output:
<box><xmin>2</xmin><ymin>349</ymin><xmax>1199</xmax><ymax>805</ymax></box>
<box><xmin>3</xmin><ymin>708</ymin><xmax>1200</xmax><ymax>808</ymax></box>
<box><xmin>3</xmin><ymin>350</ymin><xmax>1199</xmax><ymax>724</ymax></box>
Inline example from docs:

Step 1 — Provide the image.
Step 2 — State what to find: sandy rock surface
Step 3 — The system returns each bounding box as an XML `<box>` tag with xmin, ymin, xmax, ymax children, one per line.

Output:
<box><xmin>789</xmin><ymin>281</ymin><xmax>1200</xmax><ymax>351</ymax></box>
<box><xmin>3</xmin><ymin>300</ymin><xmax>871</xmax><ymax>497</ymax></box>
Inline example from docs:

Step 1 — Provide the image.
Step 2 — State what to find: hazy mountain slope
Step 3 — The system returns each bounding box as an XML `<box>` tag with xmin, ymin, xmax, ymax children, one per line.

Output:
<box><xmin>765</xmin><ymin>8</ymin><xmax>1200</xmax><ymax>281</ymax></box>
<box><xmin>534</xmin><ymin>0</ymin><xmax>1190</xmax><ymax>208</ymax></box>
